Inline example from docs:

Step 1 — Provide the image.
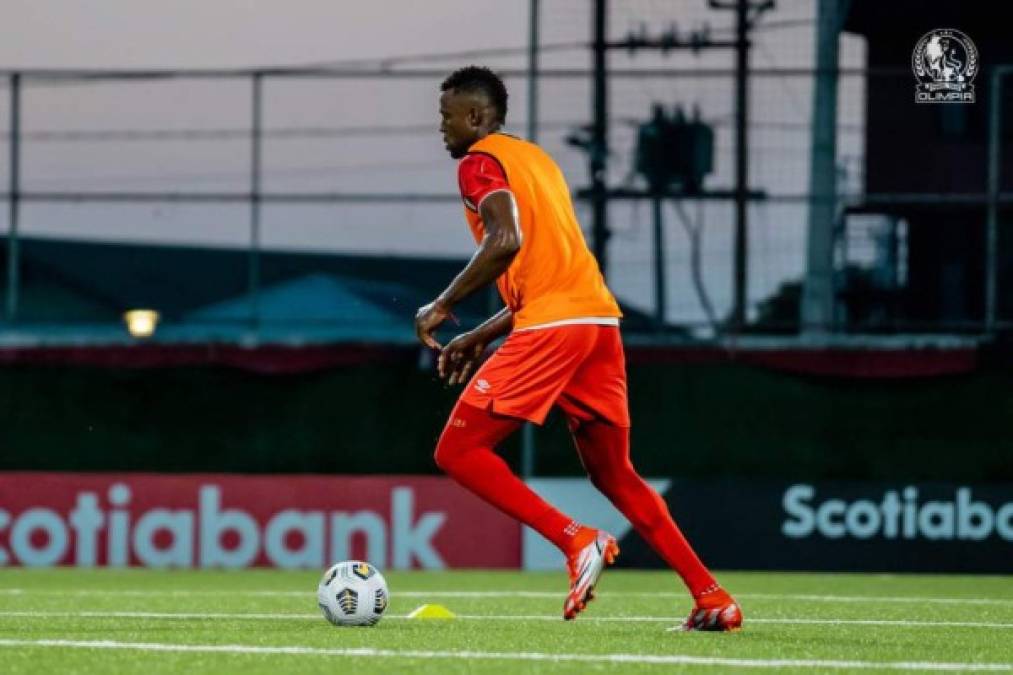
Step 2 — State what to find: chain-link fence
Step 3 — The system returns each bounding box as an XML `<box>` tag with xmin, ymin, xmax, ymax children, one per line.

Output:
<box><xmin>0</xmin><ymin>0</ymin><xmax>1009</xmax><ymax>343</ymax></box>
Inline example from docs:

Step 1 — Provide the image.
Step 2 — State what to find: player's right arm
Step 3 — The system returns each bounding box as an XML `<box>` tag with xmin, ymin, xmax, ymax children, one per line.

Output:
<box><xmin>439</xmin><ymin>307</ymin><xmax>513</xmax><ymax>385</ymax></box>
<box><xmin>414</xmin><ymin>155</ymin><xmax>517</xmax><ymax>351</ymax></box>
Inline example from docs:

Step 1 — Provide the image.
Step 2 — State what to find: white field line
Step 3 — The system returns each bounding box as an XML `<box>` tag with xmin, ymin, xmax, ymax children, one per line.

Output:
<box><xmin>741</xmin><ymin>593</ymin><xmax>1013</xmax><ymax>606</ymax></box>
<box><xmin>2</xmin><ymin>588</ymin><xmax>1013</xmax><ymax>606</ymax></box>
<box><xmin>2</xmin><ymin>610</ymin><xmax>1013</xmax><ymax>630</ymax></box>
<box><xmin>0</xmin><ymin>638</ymin><xmax>1009</xmax><ymax>672</ymax></box>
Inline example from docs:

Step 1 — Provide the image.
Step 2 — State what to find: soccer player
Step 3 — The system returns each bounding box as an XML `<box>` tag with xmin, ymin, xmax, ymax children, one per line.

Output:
<box><xmin>415</xmin><ymin>66</ymin><xmax>741</xmax><ymax>631</ymax></box>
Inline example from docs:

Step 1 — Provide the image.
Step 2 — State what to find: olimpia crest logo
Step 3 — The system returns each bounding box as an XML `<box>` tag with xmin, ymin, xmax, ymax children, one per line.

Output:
<box><xmin>913</xmin><ymin>28</ymin><xmax>978</xmax><ymax>103</ymax></box>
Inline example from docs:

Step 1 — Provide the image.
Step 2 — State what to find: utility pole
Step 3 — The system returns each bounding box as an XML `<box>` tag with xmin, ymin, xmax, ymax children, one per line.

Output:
<box><xmin>591</xmin><ymin>0</ymin><xmax>609</xmax><ymax>275</ymax></box>
<box><xmin>732</xmin><ymin>0</ymin><xmax>749</xmax><ymax>331</ymax></box>
<box><xmin>709</xmin><ymin>0</ymin><xmax>772</xmax><ymax>331</ymax></box>
<box><xmin>585</xmin><ymin>0</ymin><xmax>770</xmax><ymax>321</ymax></box>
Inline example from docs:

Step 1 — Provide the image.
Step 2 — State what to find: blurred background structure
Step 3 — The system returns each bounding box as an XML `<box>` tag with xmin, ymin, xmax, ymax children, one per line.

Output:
<box><xmin>2</xmin><ymin>1</ymin><xmax>1010</xmax><ymax>341</ymax></box>
<box><xmin>0</xmin><ymin>1</ymin><xmax>1011</xmax><ymax>573</ymax></box>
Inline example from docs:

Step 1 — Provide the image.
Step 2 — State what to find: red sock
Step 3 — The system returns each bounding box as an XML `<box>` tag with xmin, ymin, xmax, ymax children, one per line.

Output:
<box><xmin>435</xmin><ymin>401</ymin><xmax>589</xmax><ymax>555</ymax></box>
<box><xmin>570</xmin><ymin>419</ymin><xmax>718</xmax><ymax>598</ymax></box>
<box><xmin>695</xmin><ymin>584</ymin><xmax>734</xmax><ymax>608</ymax></box>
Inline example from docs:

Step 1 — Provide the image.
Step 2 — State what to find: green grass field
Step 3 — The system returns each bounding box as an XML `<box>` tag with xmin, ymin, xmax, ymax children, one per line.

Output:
<box><xmin>1</xmin><ymin>568</ymin><xmax>1011</xmax><ymax>673</ymax></box>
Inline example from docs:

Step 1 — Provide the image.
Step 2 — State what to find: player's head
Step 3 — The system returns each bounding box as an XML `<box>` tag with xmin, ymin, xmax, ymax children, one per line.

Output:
<box><xmin>439</xmin><ymin>66</ymin><xmax>508</xmax><ymax>159</ymax></box>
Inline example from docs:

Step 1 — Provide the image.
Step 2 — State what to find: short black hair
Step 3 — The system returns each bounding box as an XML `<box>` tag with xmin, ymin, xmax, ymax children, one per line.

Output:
<box><xmin>441</xmin><ymin>66</ymin><xmax>508</xmax><ymax>124</ymax></box>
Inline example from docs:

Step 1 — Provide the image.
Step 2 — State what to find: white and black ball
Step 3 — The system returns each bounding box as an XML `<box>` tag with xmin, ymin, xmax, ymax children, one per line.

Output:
<box><xmin>317</xmin><ymin>561</ymin><xmax>389</xmax><ymax>627</ymax></box>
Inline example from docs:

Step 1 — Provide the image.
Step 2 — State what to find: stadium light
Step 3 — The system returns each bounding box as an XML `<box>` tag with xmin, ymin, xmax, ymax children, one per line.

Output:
<box><xmin>123</xmin><ymin>309</ymin><xmax>160</xmax><ymax>338</ymax></box>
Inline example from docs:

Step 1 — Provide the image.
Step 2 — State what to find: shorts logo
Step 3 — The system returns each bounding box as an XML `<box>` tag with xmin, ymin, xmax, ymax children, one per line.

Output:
<box><xmin>475</xmin><ymin>379</ymin><xmax>491</xmax><ymax>394</ymax></box>
<box><xmin>913</xmin><ymin>28</ymin><xmax>978</xmax><ymax>103</ymax></box>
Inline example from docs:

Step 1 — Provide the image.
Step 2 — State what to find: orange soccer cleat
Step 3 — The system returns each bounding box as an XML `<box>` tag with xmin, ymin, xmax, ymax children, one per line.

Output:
<box><xmin>675</xmin><ymin>586</ymin><xmax>743</xmax><ymax>632</ymax></box>
<box><xmin>563</xmin><ymin>530</ymin><xmax>620</xmax><ymax>620</ymax></box>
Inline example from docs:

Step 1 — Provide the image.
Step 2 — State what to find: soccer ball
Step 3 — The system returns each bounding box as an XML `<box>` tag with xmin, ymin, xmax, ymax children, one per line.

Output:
<box><xmin>317</xmin><ymin>561</ymin><xmax>389</xmax><ymax>627</ymax></box>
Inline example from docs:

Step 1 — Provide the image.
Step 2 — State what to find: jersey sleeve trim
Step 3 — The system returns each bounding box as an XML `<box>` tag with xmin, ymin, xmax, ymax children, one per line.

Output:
<box><xmin>458</xmin><ymin>151</ymin><xmax>510</xmax><ymax>213</ymax></box>
<box><xmin>466</xmin><ymin>151</ymin><xmax>509</xmax><ymax>183</ymax></box>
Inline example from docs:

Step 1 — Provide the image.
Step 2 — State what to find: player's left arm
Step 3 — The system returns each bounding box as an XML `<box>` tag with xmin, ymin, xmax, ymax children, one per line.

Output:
<box><xmin>439</xmin><ymin>306</ymin><xmax>513</xmax><ymax>385</ymax></box>
<box><xmin>414</xmin><ymin>191</ymin><xmax>521</xmax><ymax>348</ymax></box>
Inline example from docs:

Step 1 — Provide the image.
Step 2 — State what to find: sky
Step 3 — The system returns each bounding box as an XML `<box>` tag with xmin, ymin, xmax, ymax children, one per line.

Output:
<box><xmin>0</xmin><ymin>1</ymin><xmax>530</xmax><ymax>70</ymax></box>
<box><xmin>0</xmin><ymin>1</ymin><xmax>868</xmax><ymax>328</ymax></box>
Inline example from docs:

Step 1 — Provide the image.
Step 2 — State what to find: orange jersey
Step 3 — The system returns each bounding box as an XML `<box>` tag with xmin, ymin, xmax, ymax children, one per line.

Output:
<box><xmin>460</xmin><ymin>133</ymin><xmax>622</xmax><ymax>330</ymax></box>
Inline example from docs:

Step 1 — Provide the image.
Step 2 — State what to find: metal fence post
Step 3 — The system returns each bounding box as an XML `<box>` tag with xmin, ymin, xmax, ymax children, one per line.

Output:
<box><xmin>986</xmin><ymin>66</ymin><xmax>1011</xmax><ymax>335</ymax></box>
<box><xmin>250</xmin><ymin>72</ymin><xmax>263</xmax><ymax>332</ymax></box>
<box><xmin>653</xmin><ymin>195</ymin><xmax>666</xmax><ymax>330</ymax></box>
<box><xmin>521</xmin><ymin>0</ymin><xmax>541</xmax><ymax>479</ymax></box>
<box><xmin>6</xmin><ymin>73</ymin><xmax>21</xmax><ymax>322</ymax></box>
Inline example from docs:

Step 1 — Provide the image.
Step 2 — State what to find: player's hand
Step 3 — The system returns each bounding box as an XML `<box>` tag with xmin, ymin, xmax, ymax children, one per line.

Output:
<box><xmin>414</xmin><ymin>299</ymin><xmax>456</xmax><ymax>350</ymax></box>
<box><xmin>439</xmin><ymin>331</ymin><xmax>487</xmax><ymax>385</ymax></box>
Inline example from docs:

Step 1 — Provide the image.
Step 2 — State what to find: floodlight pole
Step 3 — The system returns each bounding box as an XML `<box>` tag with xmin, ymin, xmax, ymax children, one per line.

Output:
<box><xmin>6</xmin><ymin>73</ymin><xmax>20</xmax><ymax>322</ymax></box>
<box><xmin>801</xmin><ymin>0</ymin><xmax>848</xmax><ymax>335</ymax></box>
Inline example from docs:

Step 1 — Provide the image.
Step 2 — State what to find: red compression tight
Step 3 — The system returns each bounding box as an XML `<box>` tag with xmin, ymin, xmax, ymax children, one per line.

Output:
<box><xmin>434</xmin><ymin>401</ymin><xmax>593</xmax><ymax>555</ymax></box>
<box><xmin>434</xmin><ymin>401</ymin><xmax>718</xmax><ymax>598</ymax></box>
<box><xmin>570</xmin><ymin>418</ymin><xmax>717</xmax><ymax>597</ymax></box>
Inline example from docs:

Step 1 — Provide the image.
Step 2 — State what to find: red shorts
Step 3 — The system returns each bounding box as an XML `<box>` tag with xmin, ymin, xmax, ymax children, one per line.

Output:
<box><xmin>458</xmin><ymin>323</ymin><xmax>630</xmax><ymax>427</ymax></box>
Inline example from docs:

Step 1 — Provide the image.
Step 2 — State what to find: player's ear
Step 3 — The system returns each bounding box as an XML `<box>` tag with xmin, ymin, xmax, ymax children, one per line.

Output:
<box><xmin>467</xmin><ymin>106</ymin><xmax>482</xmax><ymax>129</ymax></box>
